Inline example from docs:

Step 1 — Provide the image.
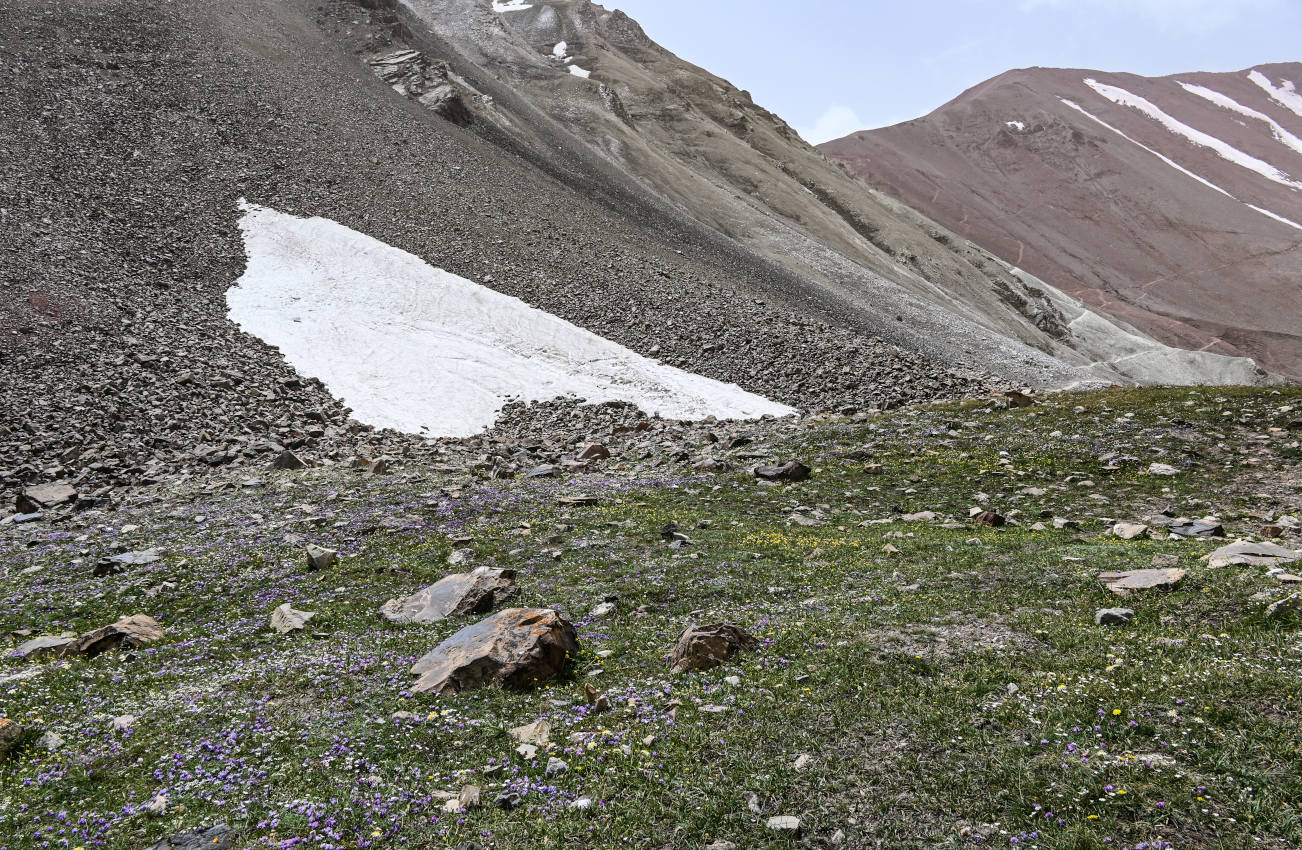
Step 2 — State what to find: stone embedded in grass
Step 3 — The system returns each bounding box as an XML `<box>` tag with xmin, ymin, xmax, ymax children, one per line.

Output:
<box><xmin>409</xmin><ymin>608</ymin><xmax>579</xmax><ymax>695</ymax></box>
<box><xmin>1095</xmin><ymin>608</ymin><xmax>1135</xmax><ymax>626</ymax></box>
<box><xmin>74</xmin><ymin>614</ymin><xmax>164</xmax><ymax>658</ymax></box>
<box><xmin>269</xmin><ymin>603</ymin><xmax>316</xmax><ymax>634</ymax></box>
<box><xmin>1111</xmin><ymin>522</ymin><xmax>1149</xmax><ymax>540</ymax></box>
<box><xmin>588</xmin><ymin>600</ymin><xmax>616</xmax><ymax>618</ymax></box>
<box><xmin>902</xmin><ymin>511</ymin><xmax>937</xmax><ymax>522</ymax></box>
<box><xmin>14</xmin><ymin>635</ymin><xmax>76</xmax><ymax>660</ymax></box>
<box><xmin>146</xmin><ymin>824</ymin><xmax>233</xmax><ymax>850</ymax></box>
<box><xmin>305</xmin><ymin>544</ymin><xmax>337</xmax><ymax>571</ymax></box>
<box><xmin>765</xmin><ymin>815</ymin><xmax>802</xmax><ymax>834</ymax></box>
<box><xmin>36</xmin><ymin>731</ymin><xmax>63</xmax><ymax>751</ymax></box>
<box><xmin>509</xmin><ymin>718</ymin><xmax>551</xmax><ymax>745</ymax></box>
<box><xmin>1206</xmin><ymin>540</ymin><xmax>1300</xmax><ymax>569</ymax></box>
<box><xmin>1098</xmin><ymin>568</ymin><xmax>1186</xmax><ymax>595</ymax></box>
<box><xmin>545</xmin><ymin>756</ymin><xmax>569</xmax><ymax>775</ymax></box>
<box><xmin>1265</xmin><ymin>593</ymin><xmax>1301</xmax><ymax>618</ymax></box>
<box><xmin>754</xmin><ymin>461</ymin><xmax>811</xmax><ymax>482</ymax></box>
<box><xmin>448</xmin><ymin>547</ymin><xmax>476</xmax><ymax>566</ymax></box>
<box><xmin>1168</xmin><ymin>519</ymin><xmax>1225</xmax><ymax>538</ymax></box>
<box><xmin>0</xmin><ymin>718</ymin><xmax>22</xmax><ymax>760</ymax></box>
<box><xmin>974</xmin><ymin>510</ymin><xmax>1006</xmax><ymax>528</ymax></box>
<box><xmin>670</xmin><ymin>623</ymin><xmax>758</xmax><ymax>673</ymax></box>
<box><xmin>380</xmin><ymin>567</ymin><xmax>518</xmax><ymax>624</ymax></box>
<box><xmin>1148</xmin><ymin>463</ymin><xmax>1180</xmax><ymax>476</ymax></box>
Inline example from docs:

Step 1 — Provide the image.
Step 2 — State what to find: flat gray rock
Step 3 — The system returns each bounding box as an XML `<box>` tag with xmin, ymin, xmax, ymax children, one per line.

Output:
<box><xmin>14</xmin><ymin>635</ymin><xmax>76</xmax><ymax>660</ymax></box>
<box><xmin>1208</xmin><ymin>540</ymin><xmax>1301</xmax><ymax>568</ymax></box>
<box><xmin>380</xmin><ymin>567</ymin><xmax>517</xmax><ymax>624</ymax></box>
<box><xmin>1098</xmin><ymin>568</ymin><xmax>1186</xmax><ymax>595</ymax></box>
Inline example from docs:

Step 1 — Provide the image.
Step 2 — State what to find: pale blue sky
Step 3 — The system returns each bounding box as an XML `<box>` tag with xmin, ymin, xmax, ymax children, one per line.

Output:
<box><xmin>608</xmin><ymin>0</ymin><xmax>1301</xmax><ymax>143</ymax></box>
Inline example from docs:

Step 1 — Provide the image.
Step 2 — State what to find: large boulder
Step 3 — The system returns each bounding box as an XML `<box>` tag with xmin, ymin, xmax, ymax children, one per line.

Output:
<box><xmin>671</xmin><ymin>623</ymin><xmax>759</xmax><ymax>673</ymax></box>
<box><xmin>74</xmin><ymin>614</ymin><xmax>164</xmax><ymax>658</ymax></box>
<box><xmin>409</xmin><ymin>608</ymin><xmax>578</xmax><ymax>695</ymax></box>
<box><xmin>380</xmin><ymin>567</ymin><xmax>518</xmax><ymax>625</ymax></box>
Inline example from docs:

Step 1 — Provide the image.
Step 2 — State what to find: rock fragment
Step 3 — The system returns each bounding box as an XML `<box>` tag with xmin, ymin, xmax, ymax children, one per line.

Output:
<box><xmin>1098</xmin><ymin>569</ymin><xmax>1186</xmax><ymax>595</ymax></box>
<box><xmin>1095</xmin><ymin>608</ymin><xmax>1135</xmax><ymax>626</ymax></box>
<box><xmin>380</xmin><ymin>567</ymin><xmax>518</xmax><ymax>624</ymax></box>
<box><xmin>671</xmin><ymin>623</ymin><xmax>758</xmax><ymax>673</ymax></box>
<box><xmin>74</xmin><ymin>614</ymin><xmax>164</xmax><ymax>658</ymax></box>
<box><xmin>270</xmin><ymin>604</ymin><xmax>317</xmax><ymax>634</ymax></box>
<box><xmin>754</xmin><ymin>462</ymin><xmax>811</xmax><ymax>482</ymax></box>
<box><xmin>306</xmin><ymin>544</ymin><xmax>337</xmax><ymax>571</ymax></box>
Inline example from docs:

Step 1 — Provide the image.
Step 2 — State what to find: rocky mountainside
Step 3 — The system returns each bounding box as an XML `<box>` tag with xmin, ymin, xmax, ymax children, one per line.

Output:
<box><xmin>821</xmin><ymin>64</ymin><xmax>1302</xmax><ymax>381</ymax></box>
<box><xmin>0</xmin><ymin>0</ymin><xmax>993</xmax><ymax>503</ymax></box>
<box><xmin>361</xmin><ymin>0</ymin><xmax>1266</xmax><ymax>385</ymax></box>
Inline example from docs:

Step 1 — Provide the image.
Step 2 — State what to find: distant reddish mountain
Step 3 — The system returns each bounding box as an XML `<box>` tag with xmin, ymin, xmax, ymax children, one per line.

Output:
<box><xmin>821</xmin><ymin>63</ymin><xmax>1302</xmax><ymax>380</ymax></box>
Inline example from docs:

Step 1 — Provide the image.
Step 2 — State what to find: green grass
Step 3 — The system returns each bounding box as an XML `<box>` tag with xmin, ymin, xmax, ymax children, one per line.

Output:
<box><xmin>2</xmin><ymin>386</ymin><xmax>1300</xmax><ymax>849</ymax></box>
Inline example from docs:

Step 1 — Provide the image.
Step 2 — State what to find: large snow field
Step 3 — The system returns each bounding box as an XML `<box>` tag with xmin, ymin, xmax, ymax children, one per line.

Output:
<box><xmin>226</xmin><ymin>204</ymin><xmax>795</xmax><ymax>437</ymax></box>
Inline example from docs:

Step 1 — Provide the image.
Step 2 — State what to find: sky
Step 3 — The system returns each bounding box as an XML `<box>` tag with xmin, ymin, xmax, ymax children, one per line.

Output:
<box><xmin>607</xmin><ymin>0</ymin><xmax>1302</xmax><ymax>144</ymax></box>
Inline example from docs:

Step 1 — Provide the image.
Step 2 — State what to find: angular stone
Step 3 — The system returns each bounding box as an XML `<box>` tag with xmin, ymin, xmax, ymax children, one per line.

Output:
<box><xmin>1168</xmin><ymin>519</ymin><xmax>1224</xmax><ymax>539</ymax></box>
<box><xmin>754</xmin><ymin>462</ymin><xmax>811</xmax><ymax>482</ymax></box>
<box><xmin>1207</xmin><ymin>540</ymin><xmax>1300</xmax><ymax>569</ymax></box>
<box><xmin>508</xmin><ymin>718</ymin><xmax>551</xmax><ymax>745</ymax></box>
<box><xmin>14</xmin><ymin>635</ymin><xmax>75</xmax><ymax>660</ymax></box>
<box><xmin>902</xmin><ymin>511</ymin><xmax>937</xmax><ymax>522</ymax></box>
<box><xmin>1266</xmin><ymin>593</ymin><xmax>1301</xmax><ymax>618</ymax></box>
<box><xmin>1098</xmin><ymin>569</ymin><xmax>1186</xmax><ymax>595</ymax></box>
<box><xmin>410</xmin><ymin>608</ymin><xmax>578</xmax><ymax>695</ymax></box>
<box><xmin>1148</xmin><ymin>463</ymin><xmax>1180</xmax><ymax>476</ymax></box>
<box><xmin>974</xmin><ymin>511</ymin><xmax>1006</xmax><ymax>528</ymax></box>
<box><xmin>17</xmin><ymin>483</ymin><xmax>77</xmax><ymax>513</ymax></box>
<box><xmin>273</xmin><ymin>450</ymin><xmax>307</xmax><ymax>470</ymax></box>
<box><xmin>577</xmin><ymin>443</ymin><xmax>611</xmax><ymax>460</ymax></box>
<box><xmin>671</xmin><ymin>623</ymin><xmax>759</xmax><ymax>673</ymax></box>
<box><xmin>1095</xmin><ymin>608</ymin><xmax>1135</xmax><ymax>626</ymax></box>
<box><xmin>306</xmin><ymin>544</ymin><xmax>337</xmax><ymax>571</ymax></box>
<box><xmin>270</xmin><ymin>603</ymin><xmax>316</xmax><ymax>634</ymax></box>
<box><xmin>527</xmin><ymin>465</ymin><xmax>559</xmax><ymax>479</ymax></box>
<box><xmin>74</xmin><ymin>614</ymin><xmax>165</xmax><ymax>658</ymax></box>
<box><xmin>1111</xmin><ymin>522</ymin><xmax>1149</xmax><ymax>540</ymax></box>
<box><xmin>145</xmin><ymin>825</ymin><xmax>233</xmax><ymax>850</ymax></box>
<box><xmin>588</xmin><ymin>601</ymin><xmax>616</xmax><ymax>618</ymax></box>
<box><xmin>379</xmin><ymin>567</ymin><xmax>518</xmax><ymax>624</ymax></box>
<box><xmin>0</xmin><ymin>718</ymin><xmax>22</xmax><ymax>760</ymax></box>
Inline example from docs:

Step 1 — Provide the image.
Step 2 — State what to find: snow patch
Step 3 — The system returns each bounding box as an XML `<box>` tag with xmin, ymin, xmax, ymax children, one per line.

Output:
<box><xmin>1061</xmin><ymin>98</ymin><xmax>1302</xmax><ymax>231</ymax></box>
<box><xmin>552</xmin><ymin>41</ymin><xmax>568</xmax><ymax>59</ymax></box>
<box><xmin>226</xmin><ymin>204</ymin><xmax>794</xmax><ymax>437</ymax></box>
<box><xmin>1179</xmin><ymin>82</ymin><xmax>1302</xmax><ymax>157</ymax></box>
<box><xmin>1006</xmin><ymin>120</ymin><xmax>1026</xmax><ymax>131</ymax></box>
<box><xmin>569</xmin><ymin>64</ymin><xmax>591</xmax><ymax>79</ymax></box>
<box><xmin>1085</xmin><ymin>78</ymin><xmax>1302</xmax><ymax>190</ymax></box>
<box><xmin>492</xmin><ymin>0</ymin><xmax>532</xmax><ymax>11</ymax></box>
<box><xmin>1248</xmin><ymin>70</ymin><xmax>1302</xmax><ymax>120</ymax></box>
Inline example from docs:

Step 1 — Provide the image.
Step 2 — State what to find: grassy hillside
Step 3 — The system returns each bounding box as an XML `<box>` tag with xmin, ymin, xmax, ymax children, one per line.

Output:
<box><xmin>3</xmin><ymin>387</ymin><xmax>1300</xmax><ymax>849</ymax></box>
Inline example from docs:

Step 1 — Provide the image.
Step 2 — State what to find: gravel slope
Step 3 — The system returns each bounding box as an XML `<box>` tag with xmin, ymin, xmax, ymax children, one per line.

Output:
<box><xmin>0</xmin><ymin>0</ymin><xmax>993</xmax><ymax>501</ymax></box>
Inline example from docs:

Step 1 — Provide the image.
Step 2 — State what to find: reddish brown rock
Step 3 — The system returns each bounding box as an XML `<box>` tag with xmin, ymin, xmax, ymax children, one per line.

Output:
<box><xmin>671</xmin><ymin>623</ymin><xmax>759</xmax><ymax>673</ymax></box>
<box><xmin>410</xmin><ymin>608</ymin><xmax>578</xmax><ymax>695</ymax></box>
<box><xmin>74</xmin><ymin>614</ymin><xmax>165</xmax><ymax>658</ymax></box>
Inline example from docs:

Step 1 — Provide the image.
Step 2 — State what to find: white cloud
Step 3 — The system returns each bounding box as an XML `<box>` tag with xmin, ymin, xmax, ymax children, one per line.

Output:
<box><xmin>1019</xmin><ymin>0</ymin><xmax>1279</xmax><ymax>33</ymax></box>
<box><xmin>796</xmin><ymin>105</ymin><xmax>867</xmax><ymax>145</ymax></box>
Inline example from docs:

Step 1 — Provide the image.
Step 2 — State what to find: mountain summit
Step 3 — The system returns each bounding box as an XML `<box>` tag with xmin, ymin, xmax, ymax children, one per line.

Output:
<box><xmin>821</xmin><ymin>63</ymin><xmax>1302</xmax><ymax>380</ymax></box>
